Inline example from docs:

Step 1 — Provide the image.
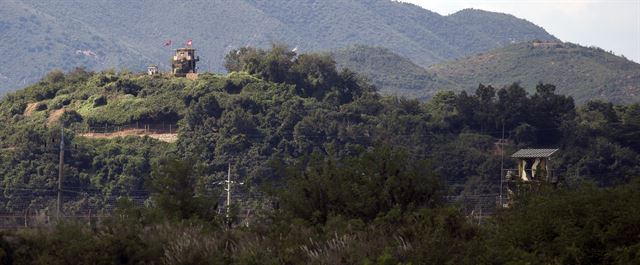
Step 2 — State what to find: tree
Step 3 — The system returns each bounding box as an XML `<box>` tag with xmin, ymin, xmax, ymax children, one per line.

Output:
<box><xmin>223</xmin><ymin>45</ymin><xmax>370</xmax><ymax>104</ymax></box>
<box><xmin>223</xmin><ymin>47</ymin><xmax>260</xmax><ymax>73</ymax></box>
<box><xmin>147</xmin><ymin>158</ymin><xmax>218</xmax><ymax>221</ymax></box>
<box><xmin>483</xmin><ymin>181</ymin><xmax>640</xmax><ymax>264</ymax></box>
<box><xmin>474</xmin><ymin>84</ymin><xmax>498</xmax><ymax>134</ymax></box>
<box><xmin>454</xmin><ymin>90</ymin><xmax>478</xmax><ymax>130</ymax></box>
<box><xmin>428</xmin><ymin>91</ymin><xmax>460</xmax><ymax>130</ymax></box>
<box><xmin>289</xmin><ymin>53</ymin><xmax>339</xmax><ymax>98</ymax></box>
<box><xmin>528</xmin><ymin>83</ymin><xmax>575</xmax><ymax>145</ymax></box>
<box><xmin>496</xmin><ymin>83</ymin><xmax>529</xmax><ymax>132</ymax></box>
<box><xmin>224</xmin><ymin>44</ymin><xmax>296</xmax><ymax>84</ymax></box>
<box><xmin>277</xmin><ymin>146</ymin><xmax>441</xmax><ymax>225</ymax></box>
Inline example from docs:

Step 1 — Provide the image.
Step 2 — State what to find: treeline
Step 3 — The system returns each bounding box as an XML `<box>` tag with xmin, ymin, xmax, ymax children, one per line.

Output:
<box><xmin>0</xmin><ymin>152</ymin><xmax>638</xmax><ymax>264</ymax></box>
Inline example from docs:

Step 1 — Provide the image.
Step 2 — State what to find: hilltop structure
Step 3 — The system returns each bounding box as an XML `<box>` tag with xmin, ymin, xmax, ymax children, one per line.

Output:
<box><xmin>147</xmin><ymin>65</ymin><xmax>158</xmax><ymax>75</ymax></box>
<box><xmin>171</xmin><ymin>47</ymin><xmax>199</xmax><ymax>77</ymax></box>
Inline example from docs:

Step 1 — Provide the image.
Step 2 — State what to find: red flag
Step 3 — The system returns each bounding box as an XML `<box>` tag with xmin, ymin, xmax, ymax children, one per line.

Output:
<box><xmin>186</xmin><ymin>39</ymin><xmax>192</xmax><ymax>47</ymax></box>
<box><xmin>163</xmin><ymin>40</ymin><xmax>172</xmax><ymax>47</ymax></box>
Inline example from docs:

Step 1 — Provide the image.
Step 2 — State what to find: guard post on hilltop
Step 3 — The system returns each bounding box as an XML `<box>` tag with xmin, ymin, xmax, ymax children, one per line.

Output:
<box><xmin>147</xmin><ymin>64</ymin><xmax>159</xmax><ymax>75</ymax></box>
<box><xmin>171</xmin><ymin>40</ymin><xmax>199</xmax><ymax>78</ymax></box>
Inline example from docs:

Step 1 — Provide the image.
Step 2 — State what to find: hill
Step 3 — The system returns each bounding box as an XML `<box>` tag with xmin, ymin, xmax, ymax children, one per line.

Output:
<box><xmin>0</xmin><ymin>48</ymin><xmax>639</xmax><ymax>265</ymax></box>
<box><xmin>1</xmin><ymin>47</ymin><xmax>638</xmax><ymax>202</ymax></box>
<box><xmin>330</xmin><ymin>45</ymin><xmax>434</xmax><ymax>96</ymax></box>
<box><xmin>428</xmin><ymin>41</ymin><xmax>640</xmax><ymax>104</ymax></box>
<box><xmin>0</xmin><ymin>0</ymin><xmax>154</xmax><ymax>95</ymax></box>
<box><xmin>0</xmin><ymin>0</ymin><xmax>556</xmax><ymax>95</ymax></box>
<box><xmin>333</xmin><ymin>42</ymin><xmax>640</xmax><ymax>103</ymax></box>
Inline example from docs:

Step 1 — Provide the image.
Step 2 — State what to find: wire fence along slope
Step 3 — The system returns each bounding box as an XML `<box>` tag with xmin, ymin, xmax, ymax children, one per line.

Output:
<box><xmin>0</xmin><ymin>188</ymin><xmax>149</xmax><ymax>229</ymax></box>
<box><xmin>0</xmin><ymin>187</ymin><xmax>270</xmax><ymax>230</ymax></box>
<box><xmin>75</xmin><ymin>123</ymin><xmax>178</xmax><ymax>135</ymax></box>
<box><xmin>0</xmin><ymin>185</ymin><xmax>502</xmax><ymax>230</ymax></box>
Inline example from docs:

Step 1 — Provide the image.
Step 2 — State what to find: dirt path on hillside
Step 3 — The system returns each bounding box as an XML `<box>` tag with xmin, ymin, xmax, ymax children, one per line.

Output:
<box><xmin>24</xmin><ymin>103</ymin><xmax>38</xmax><ymax>117</ymax></box>
<box><xmin>47</xmin><ymin>108</ymin><xmax>65</xmax><ymax>126</ymax></box>
<box><xmin>78</xmin><ymin>129</ymin><xmax>178</xmax><ymax>143</ymax></box>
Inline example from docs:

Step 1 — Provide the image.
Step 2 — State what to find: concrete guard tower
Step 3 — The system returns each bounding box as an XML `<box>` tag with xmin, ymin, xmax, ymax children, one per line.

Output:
<box><xmin>510</xmin><ymin>148</ymin><xmax>559</xmax><ymax>182</ymax></box>
<box><xmin>172</xmin><ymin>46</ymin><xmax>199</xmax><ymax>77</ymax></box>
<box><xmin>502</xmin><ymin>148</ymin><xmax>559</xmax><ymax>207</ymax></box>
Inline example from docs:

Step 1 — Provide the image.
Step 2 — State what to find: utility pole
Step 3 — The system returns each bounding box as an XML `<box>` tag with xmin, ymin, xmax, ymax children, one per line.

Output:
<box><xmin>226</xmin><ymin>162</ymin><xmax>231</xmax><ymax>220</ymax></box>
<box><xmin>499</xmin><ymin>120</ymin><xmax>505</xmax><ymax>207</ymax></box>
<box><xmin>57</xmin><ymin>127</ymin><xmax>64</xmax><ymax>221</ymax></box>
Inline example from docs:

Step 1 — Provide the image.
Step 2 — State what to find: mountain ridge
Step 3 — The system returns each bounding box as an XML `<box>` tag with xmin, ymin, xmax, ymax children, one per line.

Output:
<box><xmin>333</xmin><ymin>41</ymin><xmax>640</xmax><ymax>103</ymax></box>
<box><xmin>0</xmin><ymin>0</ymin><xmax>557</xmax><ymax>95</ymax></box>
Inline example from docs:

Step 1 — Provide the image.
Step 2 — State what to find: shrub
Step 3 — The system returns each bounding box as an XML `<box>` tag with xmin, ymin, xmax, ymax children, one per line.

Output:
<box><xmin>35</xmin><ymin>103</ymin><xmax>47</xmax><ymax>111</ymax></box>
<box><xmin>59</xmin><ymin>110</ymin><xmax>83</xmax><ymax>127</ymax></box>
<box><xmin>93</xmin><ymin>95</ymin><xmax>107</xmax><ymax>107</ymax></box>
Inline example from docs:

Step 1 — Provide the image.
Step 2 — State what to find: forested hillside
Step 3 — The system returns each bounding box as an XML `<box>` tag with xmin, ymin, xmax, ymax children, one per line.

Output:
<box><xmin>0</xmin><ymin>0</ymin><xmax>556</xmax><ymax>95</ymax></box>
<box><xmin>0</xmin><ymin>0</ymin><xmax>151</xmax><ymax>95</ymax></box>
<box><xmin>334</xmin><ymin>42</ymin><xmax>640</xmax><ymax>103</ymax></box>
<box><xmin>0</xmin><ymin>47</ymin><xmax>639</xmax><ymax>264</ymax></box>
<box><xmin>428</xmin><ymin>41</ymin><xmax>640</xmax><ymax>104</ymax></box>
<box><xmin>331</xmin><ymin>45</ymin><xmax>434</xmax><ymax>96</ymax></box>
<box><xmin>1</xmin><ymin>46</ymin><xmax>638</xmax><ymax>207</ymax></box>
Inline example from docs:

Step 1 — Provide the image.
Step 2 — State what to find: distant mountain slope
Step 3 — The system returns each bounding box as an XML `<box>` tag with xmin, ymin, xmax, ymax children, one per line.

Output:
<box><xmin>0</xmin><ymin>0</ymin><xmax>153</xmax><ymax>95</ymax></box>
<box><xmin>447</xmin><ymin>9</ymin><xmax>554</xmax><ymax>47</ymax></box>
<box><xmin>428</xmin><ymin>41</ymin><xmax>640</xmax><ymax>104</ymax></box>
<box><xmin>0</xmin><ymin>0</ymin><xmax>557</xmax><ymax>95</ymax></box>
<box><xmin>332</xmin><ymin>42</ymin><xmax>640</xmax><ymax>103</ymax></box>
<box><xmin>331</xmin><ymin>45</ymin><xmax>434</xmax><ymax>97</ymax></box>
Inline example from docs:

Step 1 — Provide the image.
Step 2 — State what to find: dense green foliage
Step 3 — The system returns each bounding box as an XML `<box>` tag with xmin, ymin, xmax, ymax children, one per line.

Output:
<box><xmin>333</xmin><ymin>43</ymin><xmax>640</xmax><ymax>103</ymax></box>
<box><xmin>276</xmin><ymin>146</ymin><xmax>440</xmax><ymax>225</ymax></box>
<box><xmin>1</xmin><ymin>46</ymin><xmax>639</xmax><ymax>209</ymax></box>
<box><xmin>0</xmin><ymin>155</ymin><xmax>638</xmax><ymax>264</ymax></box>
<box><xmin>1</xmin><ymin>0</ymin><xmax>557</xmax><ymax>94</ymax></box>
<box><xmin>147</xmin><ymin>158</ymin><xmax>219</xmax><ymax>221</ymax></box>
<box><xmin>0</xmin><ymin>46</ymin><xmax>639</xmax><ymax>263</ymax></box>
<box><xmin>480</xmin><ymin>182</ymin><xmax>640</xmax><ymax>264</ymax></box>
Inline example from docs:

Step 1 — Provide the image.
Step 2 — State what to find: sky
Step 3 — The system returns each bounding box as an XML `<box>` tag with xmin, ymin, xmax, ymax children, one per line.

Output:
<box><xmin>398</xmin><ymin>0</ymin><xmax>640</xmax><ymax>63</ymax></box>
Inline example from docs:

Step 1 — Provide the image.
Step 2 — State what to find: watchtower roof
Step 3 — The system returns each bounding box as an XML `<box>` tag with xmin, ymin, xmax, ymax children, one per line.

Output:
<box><xmin>511</xmin><ymin>148</ymin><xmax>559</xmax><ymax>158</ymax></box>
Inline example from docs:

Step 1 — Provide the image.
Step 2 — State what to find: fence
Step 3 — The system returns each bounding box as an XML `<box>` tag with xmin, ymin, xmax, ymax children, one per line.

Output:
<box><xmin>0</xmin><ymin>188</ymin><xmax>271</xmax><ymax>230</ymax></box>
<box><xmin>73</xmin><ymin>122</ymin><xmax>178</xmax><ymax>134</ymax></box>
<box><xmin>1</xmin><ymin>184</ymin><xmax>508</xmax><ymax>230</ymax></box>
<box><xmin>0</xmin><ymin>189</ymin><xmax>149</xmax><ymax>230</ymax></box>
<box><xmin>0</xmin><ymin>212</ymin><xmax>113</xmax><ymax>229</ymax></box>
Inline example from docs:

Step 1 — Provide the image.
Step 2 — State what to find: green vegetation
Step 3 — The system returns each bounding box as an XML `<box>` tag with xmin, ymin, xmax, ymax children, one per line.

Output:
<box><xmin>333</xmin><ymin>42</ymin><xmax>640</xmax><ymax>103</ymax></box>
<box><xmin>1</xmin><ymin>46</ymin><xmax>638</xmax><ymax>204</ymax></box>
<box><xmin>482</xmin><ymin>181</ymin><xmax>640</xmax><ymax>264</ymax></box>
<box><xmin>1</xmin><ymin>0</ymin><xmax>556</xmax><ymax>95</ymax></box>
<box><xmin>0</xmin><ymin>46</ymin><xmax>639</xmax><ymax>263</ymax></box>
<box><xmin>428</xmin><ymin>41</ymin><xmax>640</xmax><ymax>104</ymax></box>
<box><xmin>331</xmin><ymin>45</ymin><xmax>434</xmax><ymax>96</ymax></box>
<box><xmin>0</xmin><ymin>156</ymin><xmax>638</xmax><ymax>264</ymax></box>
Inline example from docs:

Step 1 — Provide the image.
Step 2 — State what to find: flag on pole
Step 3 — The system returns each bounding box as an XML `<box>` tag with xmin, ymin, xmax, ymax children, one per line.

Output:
<box><xmin>163</xmin><ymin>40</ymin><xmax>172</xmax><ymax>47</ymax></box>
<box><xmin>186</xmin><ymin>39</ymin><xmax>192</xmax><ymax>47</ymax></box>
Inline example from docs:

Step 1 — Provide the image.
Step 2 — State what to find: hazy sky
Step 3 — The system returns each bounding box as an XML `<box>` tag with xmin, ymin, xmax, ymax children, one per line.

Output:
<box><xmin>398</xmin><ymin>0</ymin><xmax>640</xmax><ymax>63</ymax></box>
